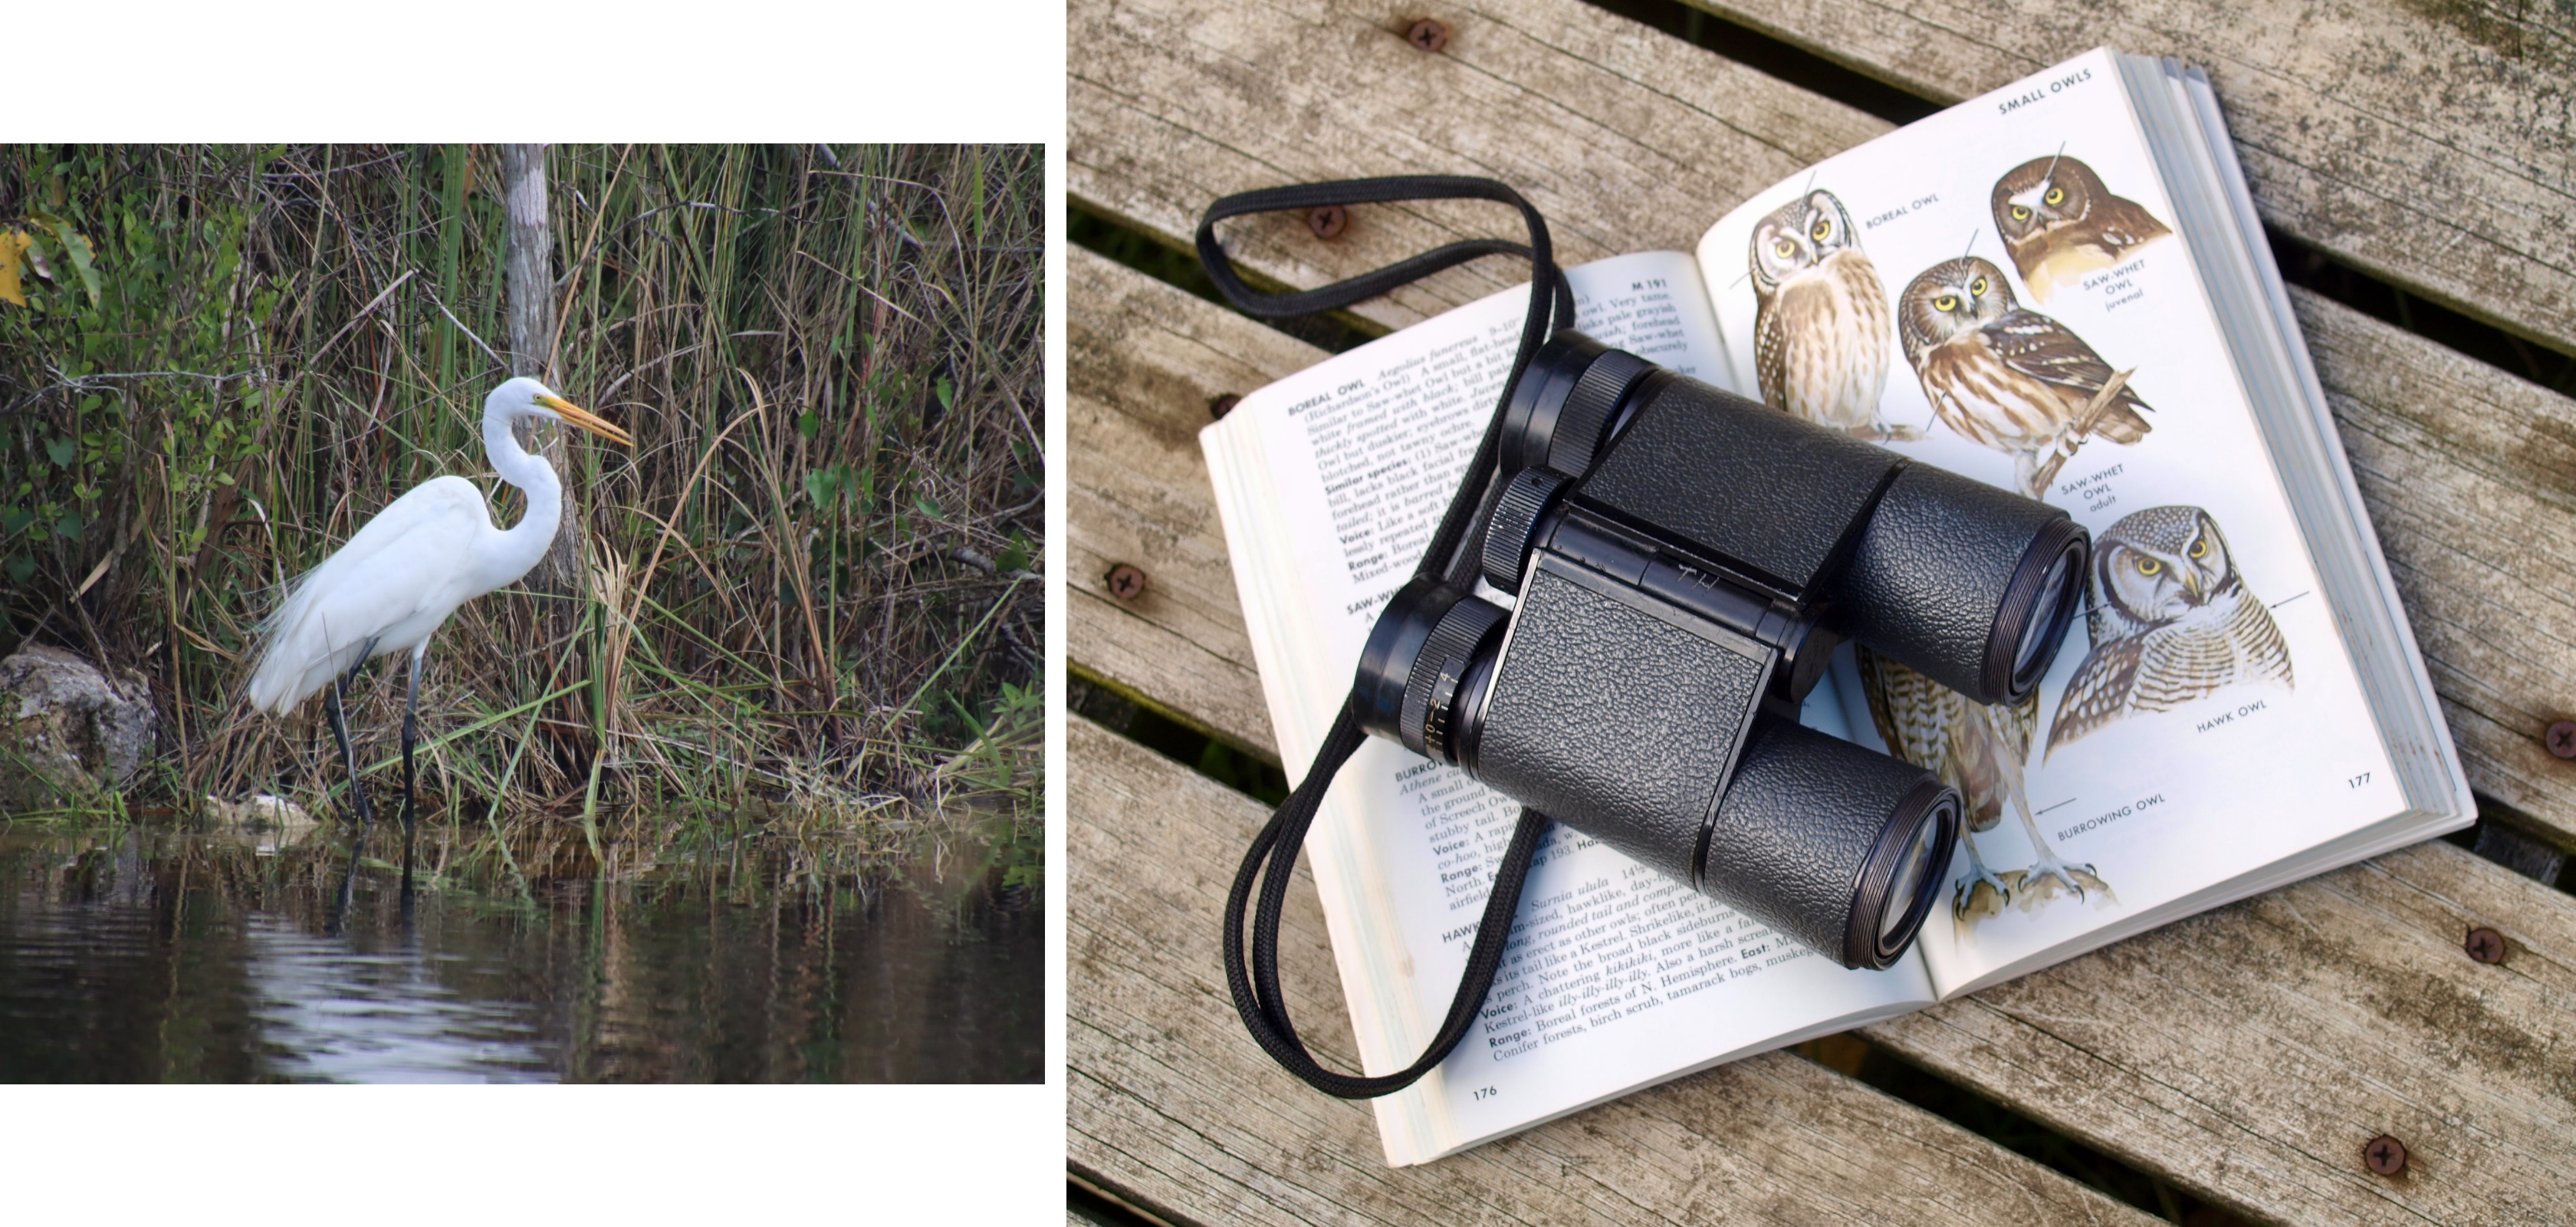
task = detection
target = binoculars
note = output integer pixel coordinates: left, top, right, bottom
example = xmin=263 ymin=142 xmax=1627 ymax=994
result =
xmin=1355 ymin=332 xmax=2089 ymax=969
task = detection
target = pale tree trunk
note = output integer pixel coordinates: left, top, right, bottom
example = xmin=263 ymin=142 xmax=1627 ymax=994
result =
xmin=501 ymin=143 xmax=584 ymax=600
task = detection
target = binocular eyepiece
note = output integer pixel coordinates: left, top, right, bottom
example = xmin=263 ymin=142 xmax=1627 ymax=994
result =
xmin=1357 ymin=332 xmax=2088 ymax=969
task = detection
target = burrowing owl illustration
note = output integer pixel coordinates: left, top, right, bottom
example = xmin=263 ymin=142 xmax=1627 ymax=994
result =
xmin=1898 ymin=256 xmax=2153 ymax=498
xmin=1992 ymin=154 xmax=2172 ymax=303
xmin=2046 ymin=505 xmax=2293 ymax=757
xmin=1750 ymin=190 xmax=1919 ymax=442
xmin=1858 ymin=647 xmax=2098 ymax=916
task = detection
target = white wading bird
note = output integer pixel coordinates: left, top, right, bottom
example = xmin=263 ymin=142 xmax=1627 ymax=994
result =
xmin=247 ymin=377 xmax=632 ymax=829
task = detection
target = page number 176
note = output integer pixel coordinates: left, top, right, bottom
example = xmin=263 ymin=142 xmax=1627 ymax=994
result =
xmin=1473 ymin=1086 xmax=1500 ymax=1101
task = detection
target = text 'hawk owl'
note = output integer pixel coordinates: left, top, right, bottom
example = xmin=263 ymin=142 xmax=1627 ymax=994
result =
xmin=2047 ymin=505 xmax=2293 ymax=757
xmin=1898 ymin=255 xmax=2154 ymax=498
xmin=1858 ymin=646 xmax=2101 ymax=917
xmin=1992 ymin=153 xmax=2173 ymax=304
xmin=1750 ymin=189 xmax=1920 ymax=442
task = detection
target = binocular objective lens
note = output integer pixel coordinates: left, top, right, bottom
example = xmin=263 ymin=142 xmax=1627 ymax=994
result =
xmin=2012 ymin=548 xmax=2080 ymax=683
xmin=1878 ymin=815 xmax=1941 ymax=943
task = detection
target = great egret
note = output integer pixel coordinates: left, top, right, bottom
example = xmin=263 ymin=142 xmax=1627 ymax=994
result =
xmin=247 ymin=377 xmax=632 ymax=830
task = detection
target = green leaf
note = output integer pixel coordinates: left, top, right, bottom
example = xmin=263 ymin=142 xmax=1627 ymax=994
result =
xmin=4 ymin=555 xmax=30 ymax=585
xmin=26 ymin=212 xmax=100 ymax=306
xmin=935 ymin=376 xmax=955 ymax=412
xmin=915 ymin=492 xmax=941 ymax=519
xmin=1 ymin=508 xmax=31 ymax=535
xmin=44 ymin=438 xmax=74 ymax=468
xmin=996 ymin=543 xmax=1029 ymax=574
xmin=797 ymin=410 xmax=820 ymax=439
xmin=803 ymin=469 xmax=840 ymax=507
xmin=54 ymin=513 xmax=81 ymax=542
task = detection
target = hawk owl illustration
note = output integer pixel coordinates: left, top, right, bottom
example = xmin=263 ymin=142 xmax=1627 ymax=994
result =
xmin=1858 ymin=646 xmax=2101 ymax=916
xmin=1749 ymin=189 xmax=1921 ymax=442
xmin=2046 ymin=505 xmax=2294 ymax=757
xmin=1898 ymin=255 xmax=2154 ymax=498
xmin=1992 ymin=153 xmax=2174 ymax=304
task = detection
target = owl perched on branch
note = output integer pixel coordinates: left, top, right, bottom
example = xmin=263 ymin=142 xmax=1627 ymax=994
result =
xmin=1991 ymin=154 xmax=2173 ymax=304
xmin=2047 ymin=505 xmax=2294 ymax=757
xmin=1898 ymin=256 xmax=2154 ymax=498
xmin=1859 ymin=647 xmax=2099 ymax=916
xmin=1749 ymin=189 xmax=1921 ymax=442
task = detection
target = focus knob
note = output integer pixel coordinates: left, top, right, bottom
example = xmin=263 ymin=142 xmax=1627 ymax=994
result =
xmin=1482 ymin=467 xmax=1569 ymax=594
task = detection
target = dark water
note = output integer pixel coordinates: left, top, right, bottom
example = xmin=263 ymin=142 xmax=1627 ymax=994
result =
xmin=0 ymin=814 xmax=1043 ymax=1083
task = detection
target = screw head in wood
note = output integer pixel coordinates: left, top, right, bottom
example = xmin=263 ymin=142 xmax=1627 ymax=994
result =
xmin=2364 ymin=1134 xmax=2407 ymax=1176
xmin=1308 ymin=205 xmax=1348 ymax=240
xmin=2548 ymin=720 xmax=2576 ymax=759
xmin=1210 ymin=393 xmax=1241 ymax=420
xmin=2465 ymin=926 xmax=2506 ymax=964
xmin=1407 ymin=19 xmax=1449 ymax=52
xmin=1105 ymin=563 xmax=1148 ymax=602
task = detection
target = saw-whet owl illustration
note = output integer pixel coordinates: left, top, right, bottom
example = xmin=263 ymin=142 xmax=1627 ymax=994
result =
xmin=1859 ymin=647 xmax=2104 ymax=917
xmin=1898 ymin=255 xmax=2154 ymax=498
xmin=2046 ymin=505 xmax=2293 ymax=757
xmin=1749 ymin=189 xmax=1921 ymax=442
xmin=1991 ymin=154 xmax=2174 ymax=304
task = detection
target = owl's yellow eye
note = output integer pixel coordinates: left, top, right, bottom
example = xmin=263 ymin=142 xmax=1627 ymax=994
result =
xmin=2188 ymin=537 xmax=2208 ymax=559
xmin=1933 ymin=294 xmax=1958 ymax=312
xmin=2137 ymin=558 xmax=2162 ymax=576
xmin=1811 ymin=219 xmax=1832 ymax=242
xmin=1775 ymin=239 xmax=1795 ymax=258
xmin=2045 ymin=187 xmax=2065 ymax=206
xmin=2010 ymin=205 xmax=2030 ymax=221
xmin=1969 ymin=276 xmax=1989 ymax=297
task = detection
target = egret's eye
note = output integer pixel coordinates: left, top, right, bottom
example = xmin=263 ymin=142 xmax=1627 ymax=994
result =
xmin=1810 ymin=219 xmax=1832 ymax=242
xmin=1969 ymin=276 xmax=1989 ymax=297
xmin=2137 ymin=558 xmax=2162 ymax=576
xmin=2045 ymin=187 xmax=2065 ymax=206
xmin=2188 ymin=537 xmax=2208 ymax=559
xmin=2010 ymin=205 xmax=2030 ymax=221
xmin=1774 ymin=239 xmax=1796 ymax=259
xmin=1933 ymin=294 xmax=1958 ymax=312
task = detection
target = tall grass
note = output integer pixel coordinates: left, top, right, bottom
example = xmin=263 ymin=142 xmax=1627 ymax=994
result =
xmin=0 ymin=144 xmax=1044 ymax=825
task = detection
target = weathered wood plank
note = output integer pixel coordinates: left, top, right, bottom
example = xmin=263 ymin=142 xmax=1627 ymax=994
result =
xmin=1066 ymin=0 xmax=2576 ymax=846
xmin=1861 ymin=840 xmax=2576 ymax=1226
xmin=1676 ymin=0 xmax=2576 ymax=355
xmin=1066 ymin=246 xmax=2576 ymax=1222
xmin=1070 ymin=715 xmax=2157 ymax=1225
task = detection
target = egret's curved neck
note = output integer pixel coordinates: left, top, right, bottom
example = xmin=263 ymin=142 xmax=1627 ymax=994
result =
xmin=485 ymin=410 xmax=561 ymax=583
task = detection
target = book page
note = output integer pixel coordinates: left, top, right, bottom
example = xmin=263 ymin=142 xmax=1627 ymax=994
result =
xmin=1692 ymin=48 xmax=2404 ymax=994
xmin=1203 ymin=251 xmax=1934 ymax=1166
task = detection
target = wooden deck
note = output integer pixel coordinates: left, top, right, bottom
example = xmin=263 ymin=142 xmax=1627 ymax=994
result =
xmin=1067 ymin=1 xmax=2576 ymax=1222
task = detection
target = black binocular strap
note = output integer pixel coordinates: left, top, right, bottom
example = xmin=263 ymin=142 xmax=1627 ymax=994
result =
xmin=1199 ymin=176 xmax=1570 ymax=1099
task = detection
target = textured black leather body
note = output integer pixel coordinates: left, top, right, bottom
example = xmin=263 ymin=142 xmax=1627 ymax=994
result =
xmin=1701 ymin=719 xmax=1937 ymax=959
xmin=1475 ymin=558 xmax=1768 ymax=888
xmin=1577 ymin=378 xmax=1901 ymax=596
xmin=1835 ymin=463 xmax=2062 ymax=700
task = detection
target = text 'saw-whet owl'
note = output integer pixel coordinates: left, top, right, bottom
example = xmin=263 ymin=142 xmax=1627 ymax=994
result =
xmin=2046 ymin=505 xmax=2293 ymax=758
xmin=1750 ymin=189 xmax=1920 ymax=442
xmin=1858 ymin=648 xmax=2103 ymax=917
xmin=1898 ymin=256 xmax=2154 ymax=498
xmin=1991 ymin=154 xmax=2174 ymax=304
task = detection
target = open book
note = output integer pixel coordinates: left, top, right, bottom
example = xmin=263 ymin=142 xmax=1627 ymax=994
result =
xmin=1199 ymin=49 xmax=2475 ymax=1166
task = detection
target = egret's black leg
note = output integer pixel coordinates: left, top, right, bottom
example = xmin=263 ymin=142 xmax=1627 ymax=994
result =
xmin=324 ymin=653 xmax=376 ymax=830
xmin=400 ymin=645 xmax=424 ymax=835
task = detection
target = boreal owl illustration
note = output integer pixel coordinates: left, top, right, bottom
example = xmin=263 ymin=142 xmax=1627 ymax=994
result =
xmin=1858 ymin=646 xmax=2101 ymax=916
xmin=1991 ymin=154 xmax=2173 ymax=303
xmin=1898 ymin=256 xmax=2154 ymax=498
xmin=2046 ymin=505 xmax=2294 ymax=757
xmin=1749 ymin=189 xmax=1920 ymax=442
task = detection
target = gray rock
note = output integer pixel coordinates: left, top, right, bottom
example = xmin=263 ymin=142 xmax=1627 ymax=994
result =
xmin=0 ymin=645 xmax=156 ymax=814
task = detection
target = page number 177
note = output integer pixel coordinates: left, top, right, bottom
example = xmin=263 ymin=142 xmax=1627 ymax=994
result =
xmin=2348 ymin=771 xmax=2371 ymax=788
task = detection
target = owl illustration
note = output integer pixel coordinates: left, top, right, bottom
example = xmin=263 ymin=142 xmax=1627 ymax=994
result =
xmin=1898 ymin=256 xmax=2154 ymax=498
xmin=1749 ymin=190 xmax=1920 ymax=442
xmin=1858 ymin=647 xmax=2100 ymax=916
xmin=2046 ymin=505 xmax=2294 ymax=757
xmin=1991 ymin=154 xmax=2173 ymax=303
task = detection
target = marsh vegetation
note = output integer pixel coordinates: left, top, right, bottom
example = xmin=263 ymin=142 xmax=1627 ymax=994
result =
xmin=0 ymin=143 xmax=1044 ymax=831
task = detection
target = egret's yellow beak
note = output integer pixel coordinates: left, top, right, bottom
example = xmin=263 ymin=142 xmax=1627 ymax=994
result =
xmin=534 ymin=394 xmax=632 ymax=448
